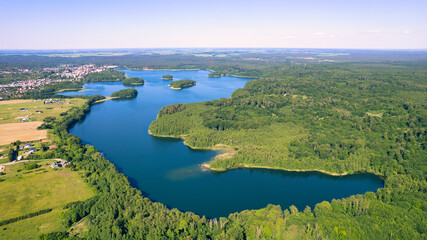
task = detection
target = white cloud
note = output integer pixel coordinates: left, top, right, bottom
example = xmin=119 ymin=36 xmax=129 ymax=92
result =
xmin=313 ymin=32 xmax=326 ymax=36
xmin=368 ymin=29 xmax=383 ymax=33
xmin=282 ymin=36 xmax=297 ymax=39
xmin=403 ymin=30 xmax=411 ymax=34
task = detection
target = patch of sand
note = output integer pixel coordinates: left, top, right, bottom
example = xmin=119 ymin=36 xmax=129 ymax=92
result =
xmin=366 ymin=112 xmax=383 ymax=117
xmin=93 ymin=97 xmax=118 ymax=104
xmin=0 ymin=121 xmax=47 ymax=145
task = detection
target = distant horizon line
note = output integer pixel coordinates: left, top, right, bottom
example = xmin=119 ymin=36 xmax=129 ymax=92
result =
xmin=0 ymin=47 xmax=427 ymax=51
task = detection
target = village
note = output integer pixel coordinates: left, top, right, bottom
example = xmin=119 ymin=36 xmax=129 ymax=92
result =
xmin=0 ymin=64 xmax=117 ymax=99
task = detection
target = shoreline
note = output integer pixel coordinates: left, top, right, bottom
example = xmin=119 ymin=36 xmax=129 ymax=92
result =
xmin=201 ymin=162 xmax=384 ymax=178
xmin=148 ymin=129 xmax=385 ymax=178
xmin=168 ymin=82 xmax=196 ymax=90
xmin=169 ymin=86 xmax=181 ymax=90
xmin=128 ymin=68 xmax=256 ymax=79
xmin=93 ymin=96 xmax=118 ymax=104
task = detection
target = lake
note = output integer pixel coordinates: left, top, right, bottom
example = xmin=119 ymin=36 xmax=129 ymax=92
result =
xmin=62 ymin=70 xmax=383 ymax=218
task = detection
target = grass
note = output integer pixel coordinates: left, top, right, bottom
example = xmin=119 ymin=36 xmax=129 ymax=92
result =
xmin=0 ymin=98 xmax=86 ymax=124
xmin=0 ymin=209 xmax=66 ymax=240
xmin=0 ymin=160 xmax=95 ymax=239
xmin=0 ymin=160 xmax=95 ymax=222
xmin=0 ymin=97 xmax=86 ymax=146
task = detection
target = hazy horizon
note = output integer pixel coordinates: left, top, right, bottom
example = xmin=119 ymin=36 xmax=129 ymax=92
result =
xmin=1 ymin=0 xmax=426 ymax=50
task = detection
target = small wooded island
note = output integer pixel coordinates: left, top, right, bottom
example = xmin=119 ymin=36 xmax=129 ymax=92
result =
xmin=110 ymin=88 xmax=138 ymax=99
xmin=169 ymin=79 xmax=196 ymax=90
xmin=123 ymin=77 xmax=144 ymax=86
xmin=162 ymin=74 xmax=173 ymax=80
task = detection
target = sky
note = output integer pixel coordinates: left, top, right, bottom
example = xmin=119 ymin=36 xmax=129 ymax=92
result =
xmin=0 ymin=0 xmax=426 ymax=49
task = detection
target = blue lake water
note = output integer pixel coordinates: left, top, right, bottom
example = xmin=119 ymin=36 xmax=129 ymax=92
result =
xmin=62 ymin=70 xmax=383 ymax=218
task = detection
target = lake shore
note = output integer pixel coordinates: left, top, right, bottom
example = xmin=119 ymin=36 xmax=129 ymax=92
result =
xmin=201 ymin=162 xmax=384 ymax=178
xmin=148 ymin=129 xmax=385 ymax=178
xmin=132 ymin=68 xmax=257 ymax=79
xmin=93 ymin=96 xmax=118 ymax=104
xmin=148 ymin=129 xmax=384 ymax=178
xmin=169 ymin=86 xmax=181 ymax=90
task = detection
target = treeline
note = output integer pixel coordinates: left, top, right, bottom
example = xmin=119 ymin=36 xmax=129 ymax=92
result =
xmin=0 ymin=208 xmax=52 ymax=227
xmin=83 ymin=70 xmax=125 ymax=83
xmin=41 ymin=81 xmax=83 ymax=93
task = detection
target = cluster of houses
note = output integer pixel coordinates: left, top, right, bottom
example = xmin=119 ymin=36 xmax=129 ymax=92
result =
xmin=19 ymin=115 xmax=32 ymax=122
xmin=17 ymin=143 xmax=38 ymax=160
xmin=44 ymin=99 xmax=60 ymax=104
xmin=0 ymin=64 xmax=117 ymax=99
xmin=60 ymin=64 xmax=117 ymax=79
xmin=50 ymin=160 xmax=69 ymax=168
xmin=19 ymin=143 xmax=34 ymax=150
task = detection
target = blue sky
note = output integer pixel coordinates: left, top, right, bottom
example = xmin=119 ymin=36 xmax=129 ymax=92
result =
xmin=0 ymin=0 xmax=426 ymax=49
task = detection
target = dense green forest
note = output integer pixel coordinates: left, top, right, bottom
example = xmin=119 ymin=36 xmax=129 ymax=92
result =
xmin=149 ymin=61 xmax=427 ymax=238
xmin=0 ymin=52 xmax=426 ymax=239
xmin=110 ymin=89 xmax=138 ymax=99
xmin=122 ymin=77 xmax=144 ymax=86
xmin=162 ymin=74 xmax=173 ymax=80
xmin=169 ymin=79 xmax=196 ymax=89
xmin=32 ymin=92 xmax=422 ymax=240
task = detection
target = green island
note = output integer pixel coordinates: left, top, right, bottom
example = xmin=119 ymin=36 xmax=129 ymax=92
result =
xmin=169 ymin=79 xmax=196 ymax=90
xmin=122 ymin=77 xmax=144 ymax=86
xmin=162 ymin=74 xmax=173 ymax=80
xmin=0 ymin=51 xmax=425 ymax=239
xmin=110 ymin=88 xmax=138 ymax=99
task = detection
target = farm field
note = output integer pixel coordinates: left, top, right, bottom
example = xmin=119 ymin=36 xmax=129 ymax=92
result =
xmin=0 ymin=209 xmax=65 ymax=240
xmin=0 ymin=160 xmax=95 ymax=221
xmin=0 ymin=98 xmax=86 ymax=124
xmin=0 ymin=98 xmax=86 ymax=146
xmin=0 ymin=122 xmax=47 ymax=145
xmin=0 ymin=159 xmax=95 ymax=239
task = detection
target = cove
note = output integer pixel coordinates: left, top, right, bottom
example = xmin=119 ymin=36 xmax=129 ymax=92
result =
xmin=62 ymin=70 xmax=384 ymax=218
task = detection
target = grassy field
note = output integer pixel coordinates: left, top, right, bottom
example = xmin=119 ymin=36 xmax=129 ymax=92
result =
xmin=0 ymin=160 xmax=95 ymax=221
xmin=0 ymin=98 xmax=86 ymax=125
xmin=0 ymin=209 xmax=66 ymax=240
xmin=0 ymin=98 xmax=86 ymax=147
xmin=0 ymin=160 xmax=95 ymax=239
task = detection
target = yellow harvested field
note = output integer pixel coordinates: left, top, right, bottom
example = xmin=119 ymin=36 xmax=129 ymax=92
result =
xmin=0 ymin=121 xmax=47 ymax=145
xmin=0 ymin=100 xmax=34 ymax=105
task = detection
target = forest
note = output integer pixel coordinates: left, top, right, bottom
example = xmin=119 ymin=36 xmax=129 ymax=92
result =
xmin=0 ymin=52 xmax=425 ymax=239
xmin=83 ymin=71 xmax=126 ymax=83
xmin=169 ymin=79 xmax=196 ymax=89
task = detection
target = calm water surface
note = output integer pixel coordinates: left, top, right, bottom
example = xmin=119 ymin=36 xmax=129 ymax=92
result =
xmin=62 ymin=70 xmax=383 ymax=218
